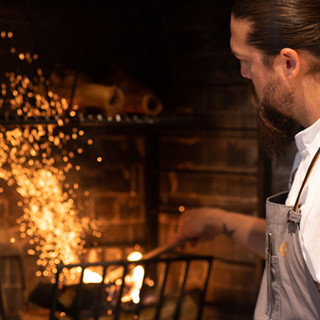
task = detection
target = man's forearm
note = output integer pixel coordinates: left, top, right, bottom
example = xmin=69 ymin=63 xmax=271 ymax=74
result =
xmin=221 ymin=212 xmax=266 ymax=259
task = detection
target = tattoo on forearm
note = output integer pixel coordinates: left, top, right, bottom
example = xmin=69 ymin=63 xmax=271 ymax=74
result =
xmin=223 ymin=223 xmax=235 ymax=238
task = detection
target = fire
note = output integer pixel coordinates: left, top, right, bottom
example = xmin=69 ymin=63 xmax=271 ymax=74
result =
xmin=124 ymin=265 xmax=145 ymax=304
xmin=123 ymin=250 xmax=145 ymax=304
xmin=83 ymin=269 xmax=103 ymax=284
xmin=127 ymin=251 xmax=143 ymax=262
xmin=82 ymin=250 xmax=146 ymax=304
xmin=1 ymin=123 xmax=97 ymax=278
xmin=0 ymin=31 xmax=100 ymax=279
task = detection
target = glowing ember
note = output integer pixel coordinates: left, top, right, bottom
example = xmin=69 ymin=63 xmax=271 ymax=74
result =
xmin=127 ymin=251 xmax=143 ymax=262
xmin=124 ymin=265 xmax=145 ymax=304
xmin=78 ymin=250 xmax=147 ymax=304
xmin=122 ymin=251 xmax=145 ymax=304
xmin=0 ymin=34 xmax=100 ymax=279
xmin=0 ymin=122 xmax=96 ymax=279
xmin=83 ymin=269 xmax=103 ymax=284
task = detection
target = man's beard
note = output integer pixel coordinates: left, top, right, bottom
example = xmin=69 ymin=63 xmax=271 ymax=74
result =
xmin=251 ymin=81 xmax=300 ymax=157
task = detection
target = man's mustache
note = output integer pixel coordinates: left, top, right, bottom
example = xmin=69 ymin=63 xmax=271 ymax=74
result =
xmin=249 ymin=83 xmax=260 ymax=109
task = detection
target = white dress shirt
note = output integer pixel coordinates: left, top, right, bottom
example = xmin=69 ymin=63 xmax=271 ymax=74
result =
xmin=285 ymin=117 xmax=320 ymax=284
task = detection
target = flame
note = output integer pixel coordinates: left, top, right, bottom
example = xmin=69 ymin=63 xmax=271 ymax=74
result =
xmin=129 ymin=265 xmax=145 ymax=304
xmin=83 ymin=269 xmax=103 ymax=284
xmin=78 ymin=250 xmax=146 ymax=305
xmin=122 ymin=251 xmax=145 ymax=304
xmin=127 ymin=251 xmax=143 ymax=262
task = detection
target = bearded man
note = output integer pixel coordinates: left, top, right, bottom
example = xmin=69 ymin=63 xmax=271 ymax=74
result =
xmin=171 ymin=0 xmax=320 ymax=318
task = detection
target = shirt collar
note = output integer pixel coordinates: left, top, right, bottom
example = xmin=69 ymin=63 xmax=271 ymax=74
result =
xmin=295 ymin=117 xmax=320 ymax=154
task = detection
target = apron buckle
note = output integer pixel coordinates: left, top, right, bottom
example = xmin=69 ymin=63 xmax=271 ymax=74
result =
xmin=287 ymin=209 xmax=301 ymax=224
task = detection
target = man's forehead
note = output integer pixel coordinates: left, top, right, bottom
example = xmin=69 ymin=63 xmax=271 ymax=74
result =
xmin=230 ymin=16 xmax=253 ymax=56
xmin=230 ymin=14 xmax=253 ymax=33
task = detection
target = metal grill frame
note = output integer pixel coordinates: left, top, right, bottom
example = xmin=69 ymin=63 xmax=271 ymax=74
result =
xmin=49 ymin=253 xmax=214 ymax=320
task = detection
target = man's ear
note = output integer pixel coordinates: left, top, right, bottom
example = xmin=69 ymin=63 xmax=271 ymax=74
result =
xmin=279 ymin=48 xmax=300 ymax=78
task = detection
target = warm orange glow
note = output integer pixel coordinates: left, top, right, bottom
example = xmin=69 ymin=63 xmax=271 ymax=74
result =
xmin=131 ymin=265 xmax=145 ymax=303
xmin=127 ymin=251 xmax=143 ymax=261
xmin=83 ymin=269 xmax=103 ymax=284
xmin=0 ymin=62 xmax=100 ymax=279
xmin=121 ymin=251 xmax=145 ymax=304
xmin=75 ymin=250 xmax=147 ymax=304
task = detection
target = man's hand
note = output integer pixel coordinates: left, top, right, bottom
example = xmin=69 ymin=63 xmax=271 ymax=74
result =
xmin=170 ymin=207 xmax=227 ymax=246
xmin=170 ymin=207 xmax=266 ymax=259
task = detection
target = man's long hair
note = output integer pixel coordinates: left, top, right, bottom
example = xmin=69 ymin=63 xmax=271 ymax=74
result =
xmin=232 ymin=0 xmax=320 ymax=72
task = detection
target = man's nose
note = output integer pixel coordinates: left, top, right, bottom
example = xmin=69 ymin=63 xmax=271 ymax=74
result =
xmin=241 ymin=64 xmax=251 ymax=79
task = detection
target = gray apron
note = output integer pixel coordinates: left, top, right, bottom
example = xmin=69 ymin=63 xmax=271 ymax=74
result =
xmin=254 ymin=147 xmax=320 ymax=319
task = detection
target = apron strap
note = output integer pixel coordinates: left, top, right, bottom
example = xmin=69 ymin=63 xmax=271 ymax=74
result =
xmin=292 ymin=146 xmax=320 ymax=213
